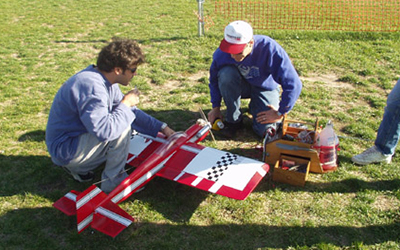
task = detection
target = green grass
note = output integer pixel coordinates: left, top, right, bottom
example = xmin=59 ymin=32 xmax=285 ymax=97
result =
xmin=1 ymin=0 xmax=400 ymax=249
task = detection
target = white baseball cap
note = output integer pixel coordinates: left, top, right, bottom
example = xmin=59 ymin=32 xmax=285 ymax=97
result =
xmin=219 ymin=20 xmax=253 ymax=54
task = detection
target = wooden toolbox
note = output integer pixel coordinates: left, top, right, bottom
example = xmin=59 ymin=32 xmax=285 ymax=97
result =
xmin=272 ymin=155 xmax=310 ymax=187
xmin=265 ymin=117 xmax=337 ymax=186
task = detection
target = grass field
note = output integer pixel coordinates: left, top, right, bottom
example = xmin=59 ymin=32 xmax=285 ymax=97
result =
xmin=1 ymin=0 xmax=400 ymax=249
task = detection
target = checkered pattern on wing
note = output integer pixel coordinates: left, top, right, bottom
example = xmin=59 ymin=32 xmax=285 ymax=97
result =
xmin=207 ymin=152 xmax=238 ymax=182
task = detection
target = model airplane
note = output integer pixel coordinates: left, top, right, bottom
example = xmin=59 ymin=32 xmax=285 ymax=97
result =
xmin=53 ymin=119 xmax=269 ymax=237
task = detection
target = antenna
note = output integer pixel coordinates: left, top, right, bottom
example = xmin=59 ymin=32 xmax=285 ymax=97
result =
xmin=198 ymin=107 xmax=216 ymax=143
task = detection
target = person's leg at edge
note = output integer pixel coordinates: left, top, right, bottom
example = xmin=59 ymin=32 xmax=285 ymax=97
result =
xmin=352 ymin=79 xmax=400 ymax=165
xmin=375 ymin=79 xmax=400 ymax=156
xmin=249 ymin=85 xmax=280 ymax=137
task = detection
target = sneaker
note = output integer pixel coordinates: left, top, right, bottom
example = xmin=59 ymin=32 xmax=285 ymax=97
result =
xmin=62 ymin=166 xmax=94 ymax=183
xmin=216 ymin=120 xmax=244 ymax=139
xmin=351 ymin=145 xmax=392 ymax=165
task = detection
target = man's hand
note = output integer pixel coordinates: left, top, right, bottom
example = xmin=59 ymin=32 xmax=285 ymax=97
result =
xmin=162 ymin=126 xmax=175 ymax=138
xmin=121 ymin=88 xmax=140 ymax=107
xmin=256 ymin=105 xmax=283 ymax=124
xmin=207 ymin=107 xmax=223 ymax=124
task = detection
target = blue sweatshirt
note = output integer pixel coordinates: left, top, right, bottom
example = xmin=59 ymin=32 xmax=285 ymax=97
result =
xmin=209 ymin=35 xmax=302 ymax=115
xmin=46 ymin=65 xmax=163 ymax=166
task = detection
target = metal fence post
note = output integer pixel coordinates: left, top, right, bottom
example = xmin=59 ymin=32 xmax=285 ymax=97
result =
xmin=197 ymin=0 xmax=205 ymax=36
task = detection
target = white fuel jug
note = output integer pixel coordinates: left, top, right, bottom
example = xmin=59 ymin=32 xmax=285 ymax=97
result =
xmin=314 ymin=120 xmax=339 ymax=170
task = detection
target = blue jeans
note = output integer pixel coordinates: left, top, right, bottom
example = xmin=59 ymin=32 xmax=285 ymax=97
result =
xmin=375 ymin=79 xmax=400 ymax=155
xmin=375 ymin=80 xmax=400 ymax=155
xmin=218 ymin=65 xmax=280 ymax=137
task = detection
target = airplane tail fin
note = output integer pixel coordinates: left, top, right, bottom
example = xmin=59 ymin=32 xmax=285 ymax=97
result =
xmin=53 ymin=190 xmax=80 ymax=216
xmin=76 ymin=185 xmax=134 ymax=237
xmin=91 ymin=201 xmax=134 ymax=237
xmin=54 ymin=185 xmax=134 ymax=237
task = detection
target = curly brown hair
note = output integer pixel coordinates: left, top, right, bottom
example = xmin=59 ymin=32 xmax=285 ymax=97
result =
xmin=96 ymin=38 xmax=145 ymax=72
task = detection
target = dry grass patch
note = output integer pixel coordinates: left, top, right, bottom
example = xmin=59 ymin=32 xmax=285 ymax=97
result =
xmin=371 ymin=195 xmax=400 ymax=212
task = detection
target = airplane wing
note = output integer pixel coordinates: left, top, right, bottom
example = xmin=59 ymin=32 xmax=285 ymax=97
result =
xmin=127 ymin=133 xmax=269 ymax=200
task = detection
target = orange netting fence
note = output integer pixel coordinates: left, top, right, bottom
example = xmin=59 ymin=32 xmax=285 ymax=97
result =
xmin=213 ymin=0 xmax=400 ymax=32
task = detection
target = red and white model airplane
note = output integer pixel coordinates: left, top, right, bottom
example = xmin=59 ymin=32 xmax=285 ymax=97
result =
xmin=53 ymin=120 xmax=269 ymax=237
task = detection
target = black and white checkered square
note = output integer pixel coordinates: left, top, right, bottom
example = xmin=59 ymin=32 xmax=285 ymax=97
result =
xmin=207 ymin=152 xmax=238 ymax=182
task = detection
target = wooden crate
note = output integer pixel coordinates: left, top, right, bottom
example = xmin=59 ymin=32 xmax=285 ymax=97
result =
xmin=272 ymin=155 xmax=310 ymax=187
xmin=264 ymin=117 xmax=337 ymax=174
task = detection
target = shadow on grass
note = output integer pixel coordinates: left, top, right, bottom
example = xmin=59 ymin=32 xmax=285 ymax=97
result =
xmin=54 ymin=39 xmax=109 ymax=44
xmin=305 ymin=178 xmax=400 ymax=193
xmin=255 ymin=177 xmax=400 ymax=194
xmin=18 ymin=130 xmax=46 ymax=142
xmin=1 ymin=205 xmax=399 ymax=249
xmin=53 ymin=36 xmax=190 ymax=47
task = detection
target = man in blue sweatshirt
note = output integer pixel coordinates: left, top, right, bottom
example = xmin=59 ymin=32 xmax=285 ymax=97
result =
xmin=46 ymin=39 xmax=174 ymax=193
xmin=207 ymin=21 xmax=302 ymax=139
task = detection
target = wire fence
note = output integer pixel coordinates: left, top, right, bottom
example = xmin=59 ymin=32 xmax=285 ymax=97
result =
xmin=212 ymin=0 xmax=400 ymax=32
